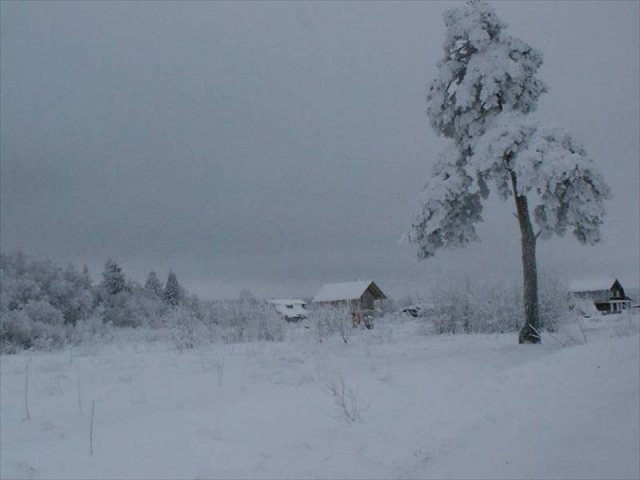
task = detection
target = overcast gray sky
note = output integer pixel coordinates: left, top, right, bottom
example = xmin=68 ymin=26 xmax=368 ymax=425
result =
xmin=1 ymin=1 xmax=638 ymax=299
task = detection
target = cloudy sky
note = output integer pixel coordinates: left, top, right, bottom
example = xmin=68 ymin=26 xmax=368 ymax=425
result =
xmin=1 ymin=1 xmax=638 ymax=299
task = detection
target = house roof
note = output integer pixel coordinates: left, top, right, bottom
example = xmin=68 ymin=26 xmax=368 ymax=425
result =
xmin=312 ymin=280 xmax=386 ymax=302
xmin=569 ymin=278 xmax=618 ymax=293
xmin=267 ymin=299 xmax=306 ymax=306
xmin=267 ymin=299 xmax=307 ymax=318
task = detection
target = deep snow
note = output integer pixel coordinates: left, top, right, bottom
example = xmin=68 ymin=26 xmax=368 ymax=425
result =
xmin=1 ymin=314 xmax=638 ymax=479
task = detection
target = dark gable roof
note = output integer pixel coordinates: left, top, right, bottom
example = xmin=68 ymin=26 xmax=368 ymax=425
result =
xmin=313 ymin=280 xmax=387 ymax=302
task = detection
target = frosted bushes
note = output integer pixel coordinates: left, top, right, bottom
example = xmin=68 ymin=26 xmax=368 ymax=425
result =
xmin=165 ymin=300 xmax=285 ymax=351
xmin=425 ymin=274 xmax=570 ymax=335
xmin=545 ymin=317 xmax=589 ymax=347
xmin=1 ymin=297 xmax=69 ymax=352
xmin=216 ymin=298 xmax=285 ymax=344
xmin=428 ymin=280 xmax=522 ymax=334
xmin=70 ymin=315 xmax=113 ymax=345
xmin=166 ymin=306 xmax=213 ymax=352
xmin=1 ymin=310 xmax=43 ymax=352
xmin=538 ymin=276 xmax=571 ymax=332
xmin=241 ymin=301 xmax=285 ymax=343
xmin=0 ymin=310 xmax=28 ymax=352
xmin=1 ymin=298 xmax=288 ymax=354
xmin=368 ymin=313 xmax=395 ymax=343
xmin=1 ymin=309 xmax=119 ymax=353
xmin=0 ymin=252 xmax=293 ymax=353
xmin=307 ymin=306 xmax=399 ymax=346
xmin=22 ymin=300 xmax=65 ymax=326
xmin=0 ymin=309 xmax=72 ymax=353
xmin=307 ymin=305 xmax=353 ymax=344
xmin=254 ymin=310 xmax=285 ymax=342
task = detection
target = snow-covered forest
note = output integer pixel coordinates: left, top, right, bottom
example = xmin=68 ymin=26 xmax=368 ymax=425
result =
xmin=0 ymin=251 xmax=292 ymax=354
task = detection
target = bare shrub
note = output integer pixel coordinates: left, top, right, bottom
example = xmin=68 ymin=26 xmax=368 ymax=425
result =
xmin=217 ymin=354 xmax=225 ymax=386
xmin=165 ymin=306 xmax=213 ymax=352
xmin=89 ymin=400 xmax=95 ymax=456
xmin=544 ymin=315 xmax=589 ymax=347
xmin=246 ymin=302 xmax=285 ymax=342
xmin=324 ymin=373 xmax=369 ymax=423
xmin=212 ymin=294 xmax=285 ymax=344
xmin=538 ymin=273 xmax=572 ymax=332
xmin=70 ymin=314 xmax=112 ymax=346
xmin=309 ymin=305 xmax=352 ymax=344
xmin=369 ymin=314 xmax=394 ymax=343
xmin=24 ymin=360 xmax=31 ymax=420
xmin=423 ymin=273 xmax=570 ymax=336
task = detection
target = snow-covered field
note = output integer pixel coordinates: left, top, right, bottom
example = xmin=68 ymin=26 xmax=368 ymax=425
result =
xmin=1 ymin=314 xmax=638 ymax=479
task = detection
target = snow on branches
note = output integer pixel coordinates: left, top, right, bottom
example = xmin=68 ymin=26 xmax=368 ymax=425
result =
xmin=427 ymin=0 xmax=547 ymax=149
xmin=471 ymin=113 xmax=611 ymax=244
xmin=409 ymin=0 xmax=610 ymax=256
xmin=408 ymin=0 xmax=611 ymax=342
xmin=407 ymin=146 xmax=483 ymax=258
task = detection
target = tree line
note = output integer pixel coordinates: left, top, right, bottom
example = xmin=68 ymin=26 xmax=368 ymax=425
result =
xmin=1 ymin=251 xmax=288 ymax=352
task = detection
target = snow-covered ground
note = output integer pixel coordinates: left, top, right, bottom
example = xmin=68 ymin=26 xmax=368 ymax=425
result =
xmin=1 ymin=313 xmax=638 ymax=479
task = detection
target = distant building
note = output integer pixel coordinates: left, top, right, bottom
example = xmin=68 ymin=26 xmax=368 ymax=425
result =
xmin=267 ymin=299 xmax=308 ymax=322
xmin=401 ymin=303 xmax=436 ymax=318
xmin=569 ymin=278 xmax=633 ymax=314
xmin=312 ymin=280 xmax=387 ymax=328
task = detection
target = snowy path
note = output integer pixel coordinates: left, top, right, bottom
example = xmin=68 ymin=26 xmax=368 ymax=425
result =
xmin=1 ymin=315 xmax=638 ymax=479
xmin=403 ymin=331 xmax=639 ymax=478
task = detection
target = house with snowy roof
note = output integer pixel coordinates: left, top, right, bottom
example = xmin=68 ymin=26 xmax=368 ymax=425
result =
xmin=569 ymin=278 xmax=632 ymax=314
xmin=312 ymin=280 xmax=387 ymax=328
xmin=267 ymin=299 xmax=308 ymax=322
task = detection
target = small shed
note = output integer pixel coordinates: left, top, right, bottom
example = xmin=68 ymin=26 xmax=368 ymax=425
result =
xmin=312 ymin=280 xmax=387 ymax=327
xmin=267 ymin=299 xmax=308 ymax=322
xmin=569 ymin=278 xmax=632 ymax=314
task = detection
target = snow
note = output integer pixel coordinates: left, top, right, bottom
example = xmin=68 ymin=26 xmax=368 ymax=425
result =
xmin=312 ymin=280 xmax=379 ymax=303
xmin=267 ymin=299 xmax=308 ymax=319
xmin=570 ymin=279 xmax=617 ymax=293
xmin=469 ymin=112 xmax=610 ymax=246
xmin=268 ymin=299 xmax=306 ymax=306
xmin=1 ymin=313 xmax=638 ymax=478
xmin=410 ymin=1 xmax=609 ymax=258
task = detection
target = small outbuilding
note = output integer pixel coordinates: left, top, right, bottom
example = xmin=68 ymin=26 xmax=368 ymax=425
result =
xmin=312 ymin=280 xmax=387 ymax=328
xmin=569 ymin=278 xmax=632 ymax=314
xmin=267 ymin=299 xmax=308 ymax=322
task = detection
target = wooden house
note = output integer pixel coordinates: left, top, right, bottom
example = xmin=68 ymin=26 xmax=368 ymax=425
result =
xmin=569 ymin=278 xmax=633 ymax=314
xmin=312 ymin=280 xmax=387 ymax=328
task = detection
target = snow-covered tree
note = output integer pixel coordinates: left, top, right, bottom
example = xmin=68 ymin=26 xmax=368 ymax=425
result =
xmin=57 ymin=264 xmax=94 ymax=325
xmin=407 ymin=1 xmax=610 ymax=343
xmin=0 ymin=252 xmax=211 ymax=350
xmin=100 ymin=258 xmax=127 ymax=297
xmin=0 ymin=252 xmax=97 ymax=350
xmin=163 ymin=270 xmax=182 ymax=307
xmin=144 ymin=271 xmax=163 ymax=297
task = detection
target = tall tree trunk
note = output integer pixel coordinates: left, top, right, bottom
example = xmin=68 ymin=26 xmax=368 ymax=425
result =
xmin=509 ymin=171 xmax=541 ymax=344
